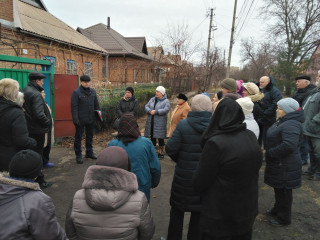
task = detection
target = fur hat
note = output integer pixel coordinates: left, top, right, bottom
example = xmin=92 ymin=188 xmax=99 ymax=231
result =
xmin=80 ymin=75 xmax=91 ymax=82
xmin=177 ymin=93 xmax=188 ymax=101
xmin=97 ymin=146 xmax=131 ymax=171
xmin=236 ymin=97 xmax=254 ymax=115
xmin=277 ymin=98 xmax=300 ymax=114
xmin=29 ymin=72 xmax=46 ymax=81
xmin=125 ymin=86 xmax=134 ymax=94
xmin=156 ymin=86 xmax=166 ymax=95
xmin=295 ymin=75 xmax=311 ymax=81
xmin=243 ymin=82 xmax=260 ymax=95
xmin=220 ymin=78 xmax=237 ymax=92
xmin=190 ymin=94 xmax=213 ymax=112
xmin=9 ymin=150 xmax=43 ymax=179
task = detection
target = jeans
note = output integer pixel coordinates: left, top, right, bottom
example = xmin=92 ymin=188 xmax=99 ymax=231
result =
xmin=167 ymin=207 xmax=200 ymax=240
xmin=300 ymin=136 xmax=309 ymax=164
xmin=74 ymin=123 xmax=94 ymax=157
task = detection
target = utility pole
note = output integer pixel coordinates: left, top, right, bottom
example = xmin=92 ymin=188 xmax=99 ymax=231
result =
xmin=226 ymin=0 xmax=237 ymax=78
xmin=205 ymin=8 xmax=214 ymax=90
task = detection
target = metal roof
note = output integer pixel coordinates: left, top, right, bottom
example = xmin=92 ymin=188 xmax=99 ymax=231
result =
xmin=125 ymin=37 xmax=147 ymax=54
xmin=16 ymin=0 xmax=107 ymax=54
xmin=78 ymin=23 xmax=152 ymax=60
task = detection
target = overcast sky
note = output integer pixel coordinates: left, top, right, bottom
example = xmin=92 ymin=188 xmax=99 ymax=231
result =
xmin=43 ymin=0 xmax=266 ymax=67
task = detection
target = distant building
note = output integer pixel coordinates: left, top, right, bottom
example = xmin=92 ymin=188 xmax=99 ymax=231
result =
xmin=307 ymin=43 xmax=320 ymax=82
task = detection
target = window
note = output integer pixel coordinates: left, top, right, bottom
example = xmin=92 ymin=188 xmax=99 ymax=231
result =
xmin=43 ymin=56 xmax=56 ymax=73
xmin=134 ymin=69 xmax=139 ymax=82
xmin=67 ymin=59 xmax=77 ymax=75
xmin=84 ymin=62 xmax=93 ymax=77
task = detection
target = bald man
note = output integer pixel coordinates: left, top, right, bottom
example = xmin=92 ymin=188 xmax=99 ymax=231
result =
xmin=257 ymin=76 xmax=282 ymax=147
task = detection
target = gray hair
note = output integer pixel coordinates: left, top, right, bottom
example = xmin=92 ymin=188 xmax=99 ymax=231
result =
xmin=0 ymin=78 xmax=19 ymax=102
xmin=16 ymin=91 xmax=25 ymax=106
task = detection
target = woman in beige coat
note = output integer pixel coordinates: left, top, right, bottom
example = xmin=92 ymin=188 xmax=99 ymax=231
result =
xmin=65 ymin=146 xmax=155 ymax=240
xmin=168 ymin=93 xmax=191 ymax=137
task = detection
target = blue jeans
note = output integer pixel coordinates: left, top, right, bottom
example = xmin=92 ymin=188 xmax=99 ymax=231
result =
xmin=300 ymin=136 xmax=309 ymax=164
xmin=74 ymin=123 xmax=94 ymax=157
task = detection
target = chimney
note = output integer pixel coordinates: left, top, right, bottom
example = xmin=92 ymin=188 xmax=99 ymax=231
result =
xmin=107 ymin=17 xmax=110 ymax=29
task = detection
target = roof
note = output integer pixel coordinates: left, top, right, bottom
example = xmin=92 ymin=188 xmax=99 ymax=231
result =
xmin=125 ymin=37 xmax=148 ymax=54
xmin=77 ymin=23 xmax=152 ymax=60
xmin=147 ymin=47 xmax=176 ymax=65
xmin=15 ymin=0 xmax=107 ymax=54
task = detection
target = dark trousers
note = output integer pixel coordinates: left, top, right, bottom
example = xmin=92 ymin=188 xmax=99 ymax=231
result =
xmin=167 ymin=207 xmax=200 ymax=240
xmin=74 ymin=123 xmax=94 ymax=157
xmin=306 ymin=136 xmax=320 ymax=175
xmin=258 ymin=123 xmax=272 ymax=148
xmin=300 ymin=136 xmax=309 ymax=164
xmin=151 ymin=138 xmax=165 ymax=147
xmin=272 ymin=188 xmax=292 ymax=224
xmin=201 ymin=229 xmax=252 ymax=240
xmin=29 ymin=133 xmax=46 ymax=184
xmin=43 ymin=131 xmax=52 ymax=164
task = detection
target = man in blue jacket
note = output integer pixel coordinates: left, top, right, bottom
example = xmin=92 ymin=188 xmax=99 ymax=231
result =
xmin=71 ymin=75 xmax=100 ymax=164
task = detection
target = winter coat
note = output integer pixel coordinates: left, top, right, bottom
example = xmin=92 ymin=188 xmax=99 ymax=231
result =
xmin=193 ymin=98 xmax=262 ymax=238
xmin=292 ymin=84 xmax=317 ymax=106
xmin=247 ymin=92 xmax=264 ymax=122
xmin=258 ymin=78 xmax=282 ymax=126
xmin=264 ymin=109 xmax=304 ymax=189
xmin=117 ymin=95 xmax=139 ymax=117
xmin=302 ymin=88 xmax=320 ymax=138
xmin=0 ymin=172 xmax=66 ymax=240
xmin=244 ymin=113 xmax=260 ymax=139
xmin=65 ymin=165 xmax=155 ymax=240
xmin=108 ymin=137 xmax=161 ymax=201
xmin=144 ymin=94 xmax=170 ymax=139
xmin=22 ymin=81 xmax=50 ymax=134
xmin=167 ymin=101 xmax=191 ymax=137
xmin=0 ymin=97 xmax=36 ymax=171
xmin=166 ymin=111 xmax=211 ymax=212
xmin=71 ymin=86 xmax=100 ymax=125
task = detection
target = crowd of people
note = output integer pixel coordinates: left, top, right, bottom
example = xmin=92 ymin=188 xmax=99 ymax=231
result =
xmin=0 ymin=71 xmax=319 ymax=239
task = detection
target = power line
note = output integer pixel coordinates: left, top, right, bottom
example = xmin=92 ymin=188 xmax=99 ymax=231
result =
xmin=235 ymin=0 xmax=256 ymax=40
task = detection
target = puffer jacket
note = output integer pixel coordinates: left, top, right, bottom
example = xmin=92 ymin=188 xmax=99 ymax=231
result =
xmin=302 ymin=88 xmax=320 ymax=138
xmin=264 ymin=109 xmax=304 ymax=189
xmin=0 ymin=172 xmax=66 ymax=240
xmin=166 ymin=111 xmax=211 ymax=212
xmin=0 ymin=97 xmax=36 ymax=171
xmin=71 ymin=86 xmax=100 ymax=125
xmin=167 ymin=101 xmax=191 ymax=137
xmin=247 ymin=92 xmax=264 ymax=122
xmin=65 ymin=165 xmax=155 ymax=240
xmin=258 ymin=78 xmax=282 ymax=126
xmin=244 ymin=113 xmax=260 ymax=139
xmin=144 ymin=94 xmax=170 ymax=139
xmin=117 ymin=95 xmax=139 ymax=117
xmin=23 ymin=81 xmax=50 ymax=134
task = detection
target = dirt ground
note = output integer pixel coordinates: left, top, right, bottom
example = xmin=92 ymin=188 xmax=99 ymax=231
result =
xmin=42 ymin=95 xmax=320 ymax=240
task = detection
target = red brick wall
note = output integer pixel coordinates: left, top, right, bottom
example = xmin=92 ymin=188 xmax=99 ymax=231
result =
xmin=0 ymin=0 xmax=14 ymax=22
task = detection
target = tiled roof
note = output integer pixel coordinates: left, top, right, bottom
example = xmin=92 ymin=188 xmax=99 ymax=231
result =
xmin=77 ymin=23 xmax=152 ymax=60
xmin=125 ymin=37 xmax=147 ymax=54
xmin=15 ymin=0 xmax=107 ymax=54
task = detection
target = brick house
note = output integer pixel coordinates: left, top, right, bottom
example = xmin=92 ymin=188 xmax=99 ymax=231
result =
xmin=0 ymin=0 xmax=108 ymax=87
xmin=77 ymin=18 xmax=159 ymax=86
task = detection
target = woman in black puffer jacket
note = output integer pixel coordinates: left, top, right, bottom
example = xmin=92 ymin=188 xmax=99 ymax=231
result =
xmin=264 ymin=98 xmax=304 ymax=226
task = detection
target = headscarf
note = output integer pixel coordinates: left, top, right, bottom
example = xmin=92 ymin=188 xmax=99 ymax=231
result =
xmin=117 ymin=113 xmax=141 ymax=146
xmin=201 ymin=98 xmax=246 ymax=147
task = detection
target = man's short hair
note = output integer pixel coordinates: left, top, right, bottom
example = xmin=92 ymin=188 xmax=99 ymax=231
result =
xmin=80 ymin=75 xmax=91 ymax=82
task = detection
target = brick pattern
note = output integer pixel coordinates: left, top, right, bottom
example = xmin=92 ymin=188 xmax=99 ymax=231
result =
xmin=1 ymin=0 xmax=14 ymax=22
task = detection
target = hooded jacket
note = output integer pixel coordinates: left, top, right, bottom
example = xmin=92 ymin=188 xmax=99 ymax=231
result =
xmin=258 ymin=77 xmax=282 ymax=126
xmin=193 ymin=98 xmax=262 ymax=238
xmin=264 ymin=109 xmax=304 ymax=189
xmin=0 ymin=97 xmax=36 ymax=171
xmin=247 ymin=92 xmax=264 ymax=122
xmin=166 ymin=110 xmax=211 ymax=212
xmin=168 ymin=101 xmax=191 ymax=137
xmin=144 ymin=94 xmax=170 ymax=139
xmin=117 ymin=94 xmax=139 ymax=117
xmin=244 ymin=113 xmax=260 ymax=139
xmin=22 ymin=81 xmax=50 ymax=134
xmin=0 ymin=172 xmax=66 ymax=240
xmin=65 ymin=165 xmax=155 ymax=240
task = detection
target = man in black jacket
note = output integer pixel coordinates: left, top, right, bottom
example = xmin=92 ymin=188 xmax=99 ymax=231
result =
xmin=71 ymin=75 xmax=100 ymax=164
xmin=23 ymin=72 xmax=52 ymax=188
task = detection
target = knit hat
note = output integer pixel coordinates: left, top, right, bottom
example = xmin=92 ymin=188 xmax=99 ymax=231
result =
xmin=156 ymin=86 xmax=166 ymax=95
xmin=29 ymin=72 xmax=46 ymax=81
xmin=126 ymin=86 xmax=134 ymax=94
xmin=117 ymin=113 xmax=141 ymax=146
xmin=97 ymin=146 xmax=131 ymax=171
xmin=80 ymin=75 xmax=91 ymax=82
xmin=177 ymin=93 xmax=188 ymax=101
xmin=236 ymin=80 xmax=244 ymax=97
xmin=295 ymin=75 xmax=311 ymax=81
xmin=243 ymin=82 xmax=260 ymax=95
xmin=190 ymin=94 xmax=213 ymax=112
xmin=236 ymin=97 xmax=254 ymax=115
xmin=220 ymin=78 xmax=237 ymax=92
xmin=9 ymin=150 xmax=43 ymax=179
xmin=277 ymin=98 xmax=300 ymax=113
